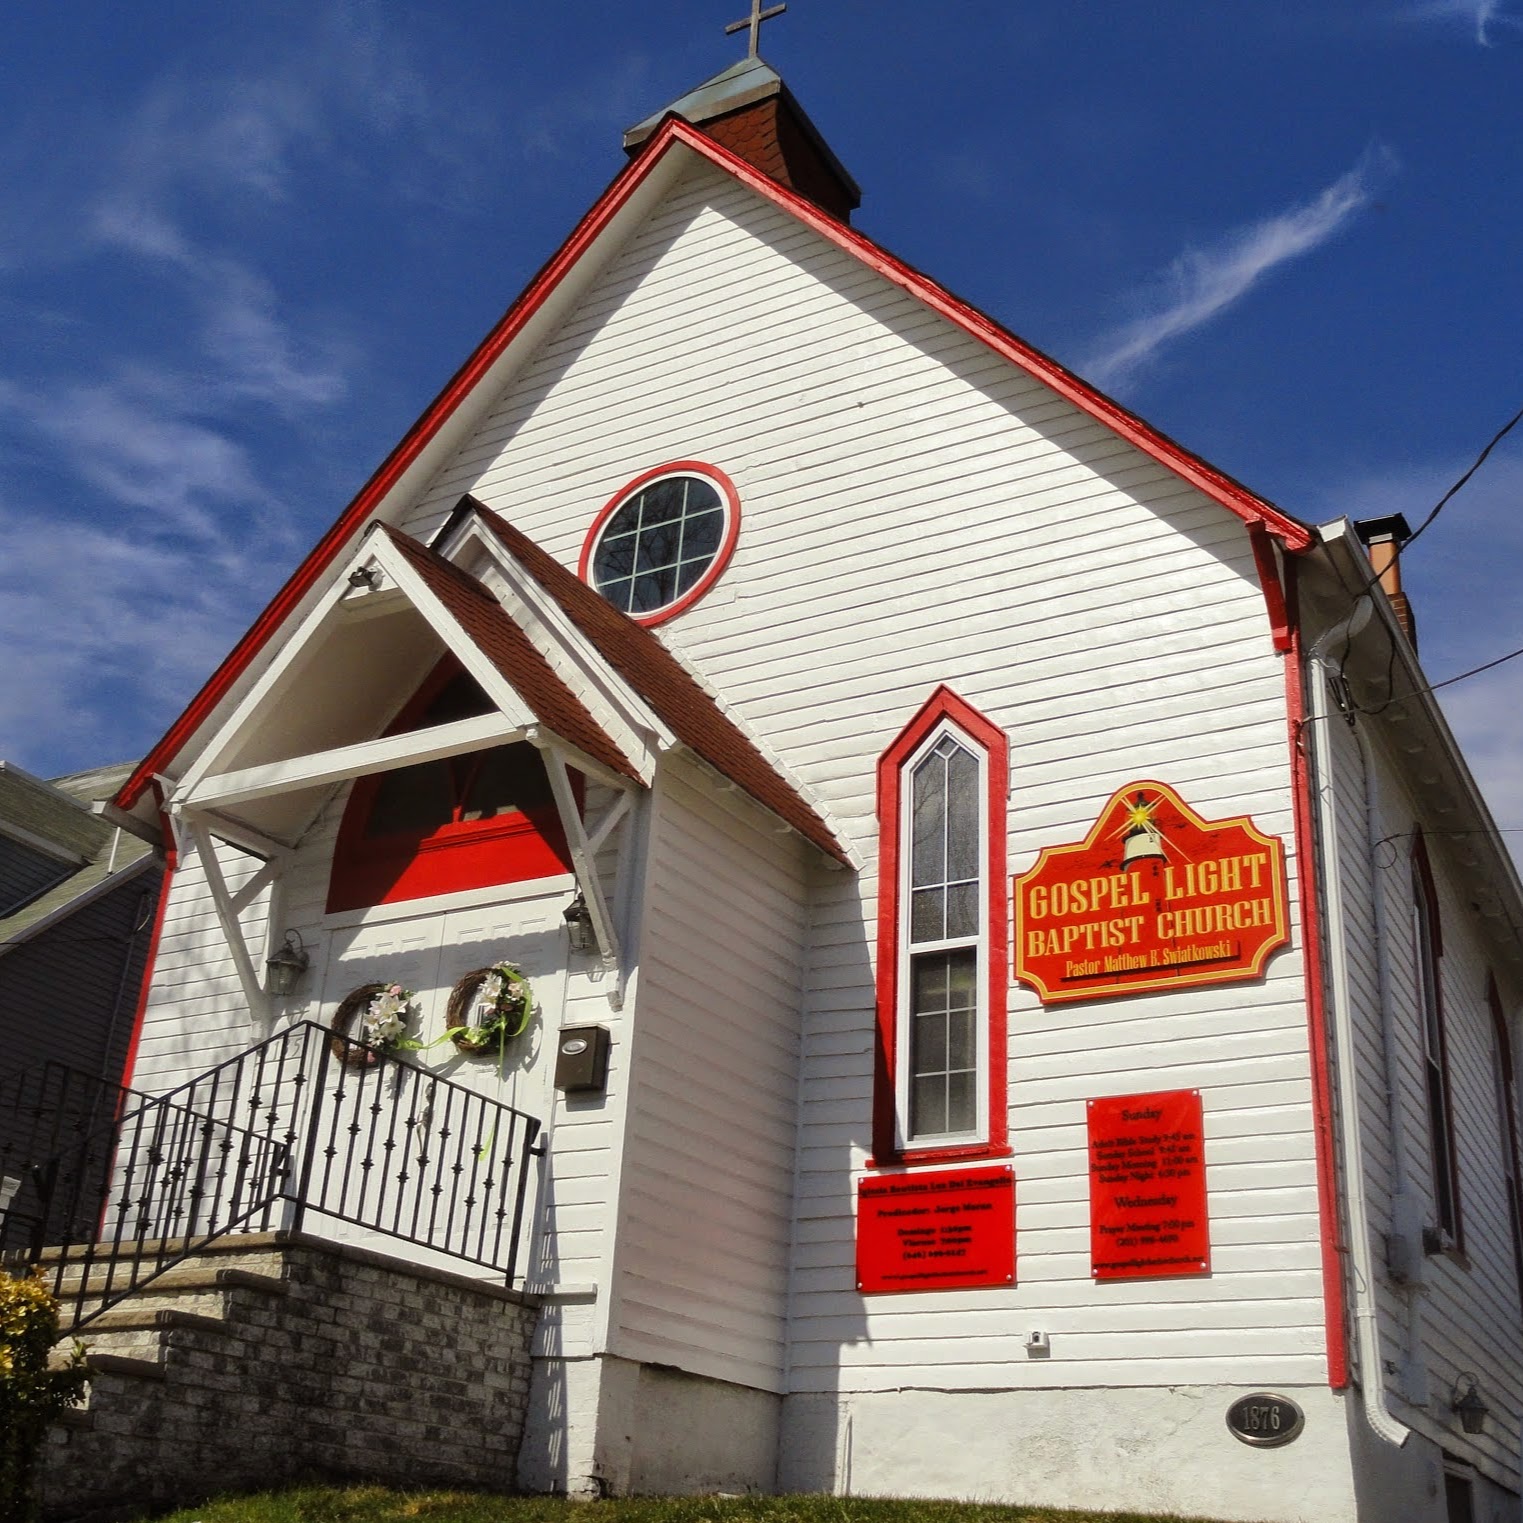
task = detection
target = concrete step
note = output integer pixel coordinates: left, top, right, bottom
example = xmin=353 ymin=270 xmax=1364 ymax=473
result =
xmin=63 ymin=1266 xmax=289 ymax=1322
xmin=31 ymin=1229 xmax=287 ymax=1271
xmin=79 ymin=1351 xmax=165 ymax=1383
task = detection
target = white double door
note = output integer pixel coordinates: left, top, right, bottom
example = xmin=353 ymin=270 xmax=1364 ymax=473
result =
xmin=304 ymin=886 xmax=568 ymax=1273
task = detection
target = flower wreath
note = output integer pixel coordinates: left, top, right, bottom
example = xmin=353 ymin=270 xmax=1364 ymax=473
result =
xmin=445 ymin=963 xmax=536 ymax=1055
xmin=329 ymin=981 xmax=420 ymax=1066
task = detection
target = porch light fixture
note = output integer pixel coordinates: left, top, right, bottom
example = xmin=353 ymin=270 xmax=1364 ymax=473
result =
xmin=347 ymin=566 xmax=379 ymax=590
xmin=563 ymin=891 xmax=595 ymax=955
xmin=265 ymin=930 xmax=311 ymax=998
xmin=1451 ymin=1373 xmax=1489 ymax=1436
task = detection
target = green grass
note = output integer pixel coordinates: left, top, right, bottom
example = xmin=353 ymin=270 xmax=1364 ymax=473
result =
xmin=145 ymin=1484 xmax=1255 ymax=1523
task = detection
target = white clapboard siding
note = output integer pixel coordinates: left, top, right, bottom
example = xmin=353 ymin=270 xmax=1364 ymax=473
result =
xmin=366 ymin=155 xmax=1318 ymax=1395
xmin=604 ymin=751 xmax=810 ymax=1393
xmin=1323 ymin=710 xmax=1523 ymax=1485
xmin=128 ymin=835 xmax=270 ymax=1096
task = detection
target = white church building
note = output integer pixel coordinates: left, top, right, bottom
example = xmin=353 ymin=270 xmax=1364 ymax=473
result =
xmin=68 ymin=42 xmax=1523 ymax=1523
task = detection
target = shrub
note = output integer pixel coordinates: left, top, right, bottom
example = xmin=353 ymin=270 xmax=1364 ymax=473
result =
xmin=0 ymin=1271 xmax=86 ymax=1523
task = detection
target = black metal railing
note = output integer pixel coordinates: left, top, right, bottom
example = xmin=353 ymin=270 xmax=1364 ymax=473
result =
xmin=0 ymin=1059 xmax=146 ymax=1258
xmin=5 ymin=1022 xmax=543 ymax=1331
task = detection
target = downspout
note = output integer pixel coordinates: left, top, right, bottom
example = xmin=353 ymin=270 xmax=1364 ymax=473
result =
xmin=1346 ymin=696 xmax=1431 ymax=1407
xmin=1306 ymin=599 xmax=1412 ymax=1448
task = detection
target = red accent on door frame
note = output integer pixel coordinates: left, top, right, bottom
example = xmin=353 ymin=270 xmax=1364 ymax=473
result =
xmin=118 ymin=798 xmax=178 ymax=1095
xmin=325 ymin=658 xmax=575 ymax=914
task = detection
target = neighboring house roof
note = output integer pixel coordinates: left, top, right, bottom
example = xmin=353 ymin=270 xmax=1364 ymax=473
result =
xmin=468 ymin=499 xmax=850 ymax=866
xmin=0 ymin=762 xmax=157 ymax=954
xmin=380 ymin=525 xmax=641 ymax=784
xmin=119 ymin=108 xmax=1312 ymax=812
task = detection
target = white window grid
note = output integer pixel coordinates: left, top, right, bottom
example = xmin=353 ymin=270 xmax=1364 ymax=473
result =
xmin=593 ymin=474 xmax=726 ymax=615
xmin=895 ymin=720 xmax=990 ymax=1150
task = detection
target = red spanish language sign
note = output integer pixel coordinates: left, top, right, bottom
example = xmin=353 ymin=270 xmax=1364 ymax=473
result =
xmin=1013 ymin=780 xmax=1287 ymax=1004
xmin=1089 ymin=1089 xmax=1210 ymax=1280
xmin=857 ymin=1166 xmax=1014 ymax=1294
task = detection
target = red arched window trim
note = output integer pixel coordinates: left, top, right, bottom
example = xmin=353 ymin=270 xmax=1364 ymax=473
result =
xmin=872 ymin=685 xmax=1009 ymax=1167
xmin=578 ymin=460 xmax=741 ymax=628
xmin=326 ymin=657 xmax=575 ymax=914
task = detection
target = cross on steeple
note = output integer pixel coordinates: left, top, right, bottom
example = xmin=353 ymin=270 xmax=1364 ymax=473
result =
xmin=725 ymin=0 xmax=787 ymax=58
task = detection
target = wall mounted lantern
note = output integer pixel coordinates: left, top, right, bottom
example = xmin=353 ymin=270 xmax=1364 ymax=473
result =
xmin=265 ymin=930 xmax=311 ymax=998
xmin=563 ymin=891 xmax=595 ymax=955
xmin=1451 ymin=1373 xmax=1489 ymax=1436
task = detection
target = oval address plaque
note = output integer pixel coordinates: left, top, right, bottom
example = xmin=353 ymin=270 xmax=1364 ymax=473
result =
xmin=1225 ymin=1393 xmax=1304 ymax=1448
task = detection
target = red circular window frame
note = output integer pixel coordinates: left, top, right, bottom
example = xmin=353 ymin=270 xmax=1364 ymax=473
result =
xmin=578 ymin=461 xmax=741 ymax=627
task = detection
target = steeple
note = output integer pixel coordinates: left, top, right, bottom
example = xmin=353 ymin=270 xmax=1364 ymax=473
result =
xmin=622 ymin=56 xmax=861 ymax=222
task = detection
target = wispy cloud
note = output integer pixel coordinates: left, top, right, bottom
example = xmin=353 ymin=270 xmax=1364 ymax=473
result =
xmin=1084 ymin=150 xmax=1394 ymax=389
xmin=0 ymin=12 xmax=492 ymax=774
xmin=0 ymin=499 xmax=258 ymax=763
xmin=1402 ymin=0 xmax=1521 ymax=45
xmin=86 ymin=60 xmax=361 ymax=415
xmin=0 ymin=377 xmax=269 ymax=537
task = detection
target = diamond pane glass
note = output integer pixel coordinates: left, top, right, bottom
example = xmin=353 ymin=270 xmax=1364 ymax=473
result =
xmin=946 ymin=745 xmax=978 ymax=879
xmin=911 ymin=754 xmax=946 ymax=891
xmin=908 ymin=732 xmax=980 ymax=947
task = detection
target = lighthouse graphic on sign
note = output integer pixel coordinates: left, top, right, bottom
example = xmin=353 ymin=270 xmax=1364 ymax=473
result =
xmin=1013 ymin=781 xmax=1288 ymax=1004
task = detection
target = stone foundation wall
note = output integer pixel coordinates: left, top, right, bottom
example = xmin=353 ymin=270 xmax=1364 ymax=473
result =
xmin=41 ymin=1232 xmax=538 ymax=1521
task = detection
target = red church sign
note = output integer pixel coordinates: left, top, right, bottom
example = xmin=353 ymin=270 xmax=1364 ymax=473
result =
xmin=1013 ymin=781 xmax=1287 ymax=1005
xmin=1088 ymin=1089 xmax=1210 ymax=1280
xmin=856 ymin=1166 xmax=1015 ymax=1294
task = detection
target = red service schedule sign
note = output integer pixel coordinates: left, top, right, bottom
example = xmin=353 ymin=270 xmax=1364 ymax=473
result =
xmin=857 ymin=1165 xmax=1014 ymax=1294
xmin=1089 ymin=1090 xmax=1210 ymax=1281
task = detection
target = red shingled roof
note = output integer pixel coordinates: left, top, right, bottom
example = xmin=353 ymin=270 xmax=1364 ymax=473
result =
xmin=381 ymin=525 xmax=639 ymax=785
xmin=466 ymin=499 xmax=850 ymax=866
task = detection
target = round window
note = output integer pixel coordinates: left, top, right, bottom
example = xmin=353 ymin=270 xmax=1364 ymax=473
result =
xmin=580 ymin=462 xmax=739 ymax=625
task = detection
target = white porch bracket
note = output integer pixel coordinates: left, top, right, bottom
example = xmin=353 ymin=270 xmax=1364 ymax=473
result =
xmin=178 ymin=712 xmax=524 ymax=812
xmin=542 ymin=747 xmax=631 ymax=1011
xmin=188 ymin=821 xmax=272 ymax=1027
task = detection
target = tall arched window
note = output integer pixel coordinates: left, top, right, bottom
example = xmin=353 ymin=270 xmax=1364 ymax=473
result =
xmin=874 ymin=687 xmax=1008 ymax=1164
xmin=326 ymin=660 xmax=572 ymax=913
xmin=1412 ymin=833 xmax=1461 ymax=1249
xmin=1488 ymin=976 xmax=1523 ymax=1301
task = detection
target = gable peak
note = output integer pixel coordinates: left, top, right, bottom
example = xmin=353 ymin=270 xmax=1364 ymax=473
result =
xmin=623 ymin=58 xmax=861 ymax=221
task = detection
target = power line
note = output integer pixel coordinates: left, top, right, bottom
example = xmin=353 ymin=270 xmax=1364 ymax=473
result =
xmin=1350 ymin=401 xmax=1523 ymax=616
xmin=1404 ymin=400 xmax=1523 ymax=554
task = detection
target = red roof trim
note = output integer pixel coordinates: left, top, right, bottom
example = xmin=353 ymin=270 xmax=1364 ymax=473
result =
xmin=119 ymin=111 xmax=1309 ymax=809
xmin=661 ymin=119 xmax=1311 ymax=552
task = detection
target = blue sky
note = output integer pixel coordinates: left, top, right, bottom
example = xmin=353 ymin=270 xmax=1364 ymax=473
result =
xmin=2 ymin=1 xmax=1521 ymax=830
